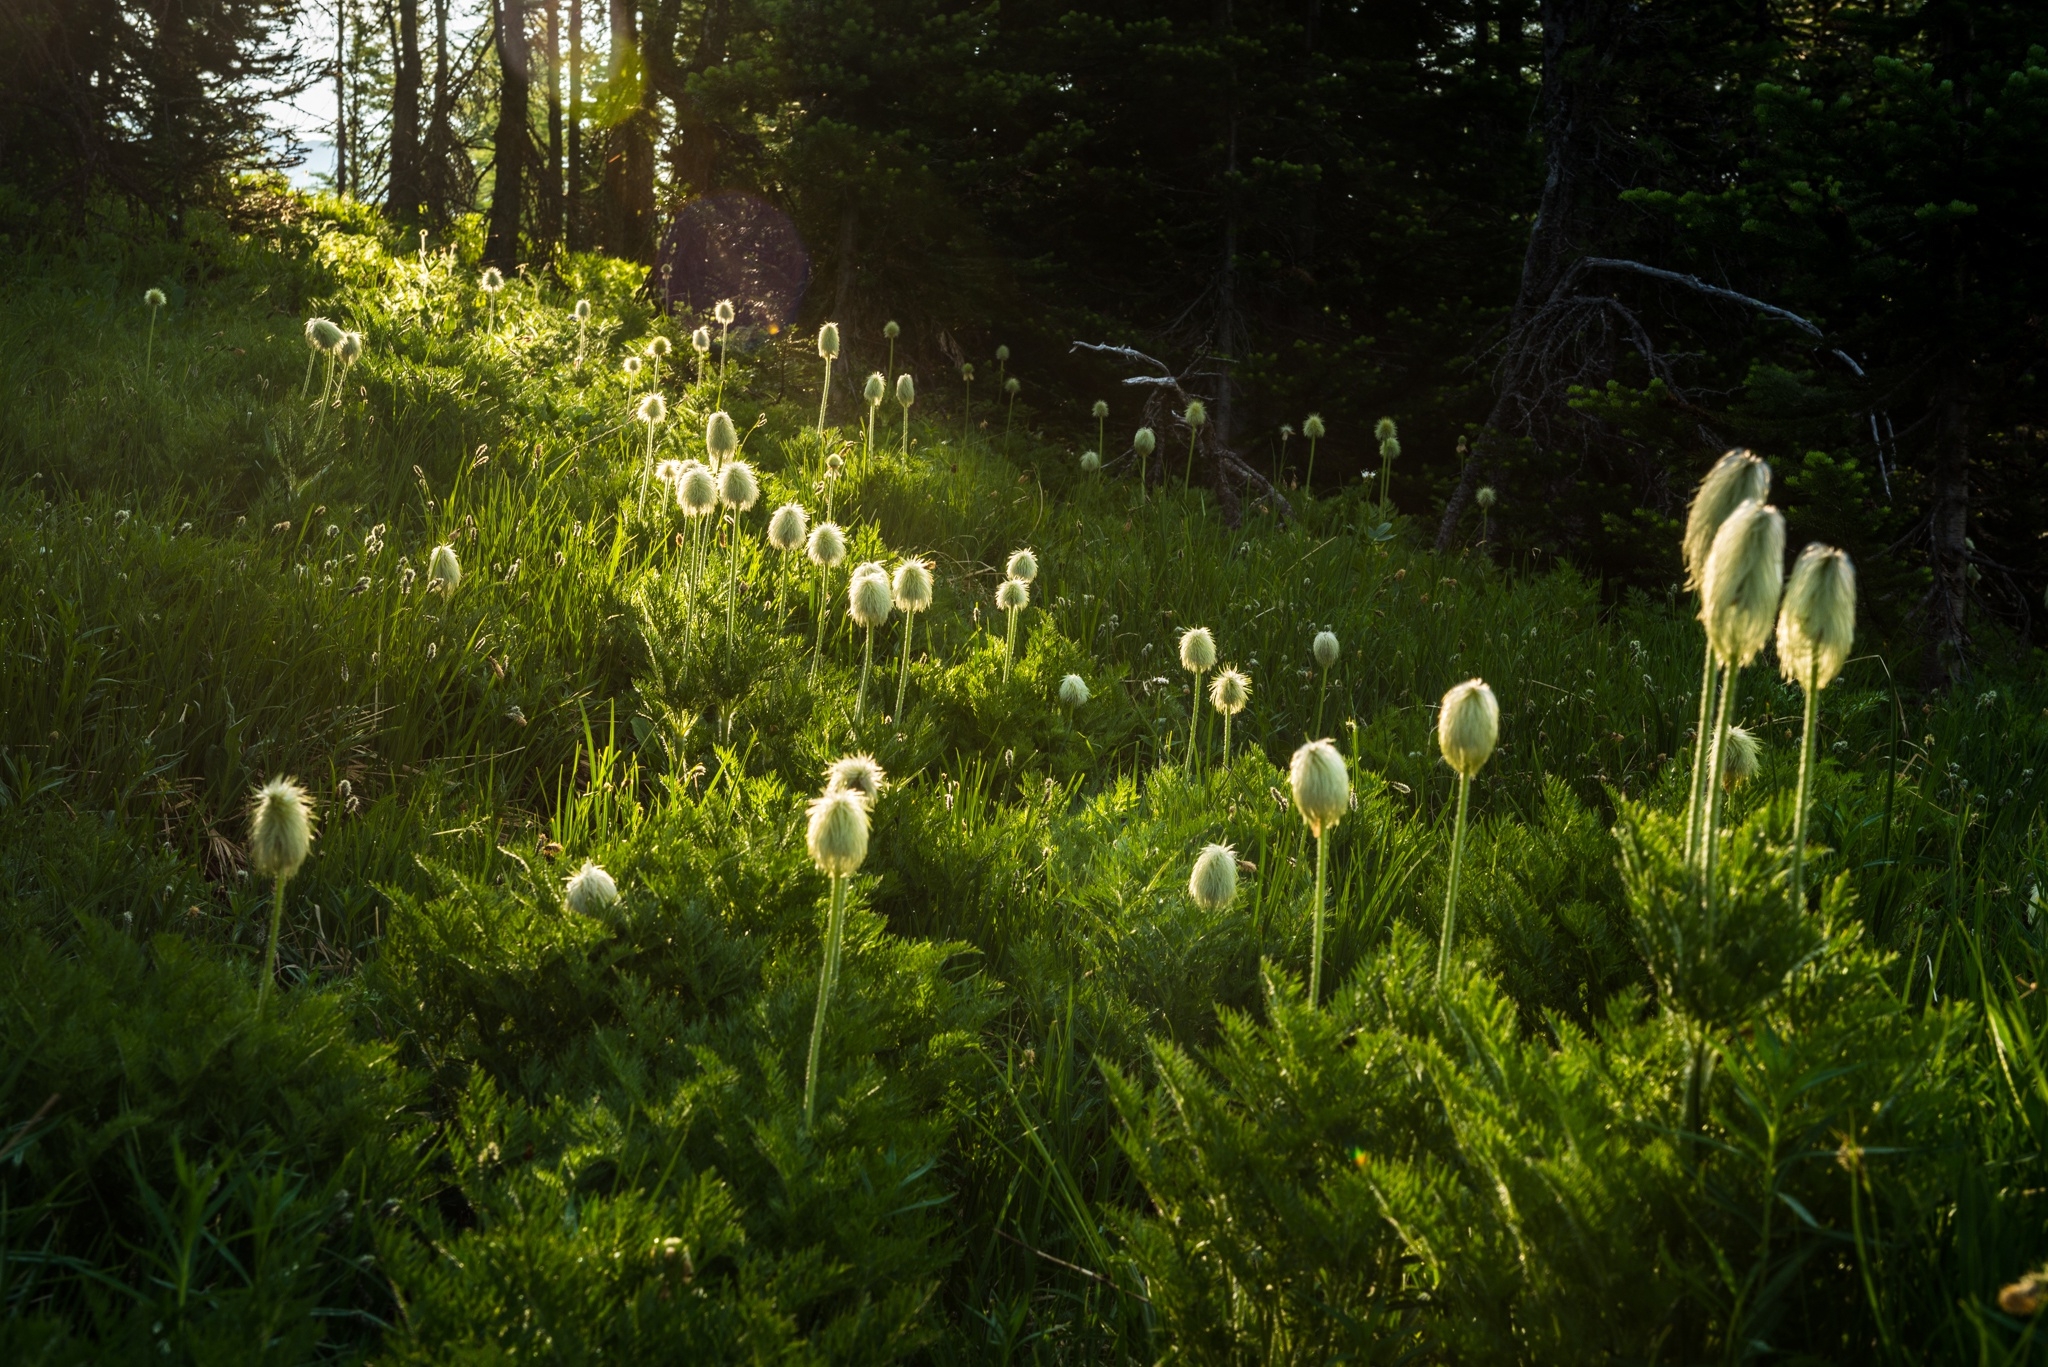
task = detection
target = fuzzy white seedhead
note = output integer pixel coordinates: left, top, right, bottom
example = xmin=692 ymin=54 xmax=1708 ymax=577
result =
xmin=574 ymin=299 xmax=592 ymax=321
xmin=806 ymin=788 xmax=870 ymax=878
xmin=1092 ymin=400 xmax=1108 ymax=420
xmin=656 ymin=458 xmax=685 ymax=486
xmin=961 ymin=362 xmax=975 ymax=382
xmin=480 ymin=267 xmax=504 ymax=293
xmin=996 ymin=344 xmax=1010 ymax=363
xmin=706 ymin=410 xmax=739 ymax=462
xmin=1289 ymin=740 xmax=1350 ymax=836
xmin=337 ymin=331 xmax=363 ymax=364
xmin=896 ymin=373 xmax=916 ymax=406
xmin=714 ymin=299 xmax=735 ymax=326
xmin=1059 ymin=674 xmax=1089 ymax=707
xmin=678 ymin=462 xmax=718 ymax=516
xmin=825 ymin=754 xmax=887 ymax=803
xmin=565 ymin=861 xmax=619 ymax=917
xmin=691 ymin=325 xmax=711 ymax=353
xmin=825 ymin=453 xmax=843 ymax=475
xmin=768 ymin=502 xmax=809 ymax=553
xmin=1683 ymin=450 xmax=1772 ymax=592
xmin=306 ymin=317 xmax=344 ymax=351
xmin=1373 ymin=416 xmax=1395 ymax=443
xmin=428 ymin=543 xmax=462 ymax=592
xmin=1777 ymin=544 xmax=1856 ymax=691
xmin=1179 ymin=626 xmax=1216 ymax=674
xmin=1304 ymin=413 xmax=1326 ymax=440
xmin=1210 ymin=668 xmax=1250 ymax=715
xmin=1476 ymin=485 xmax=1496 ymax=510
xmin=850 ymin=566 xmax=895 ymax=628
xmin=1004 ymin=377 xmax=1020 ymax=396
xmin=1185 ymin=400 xmax=1206 ymax=429
xmin=865 ymin=371 xmax=887 ymax=405
xmin=1280 ymin=423 xmax=1295 ymax=439
xmin=807 ymin=521 xmax=847 ymax=568
xmin=1313 ymin=630 xmax=1340 ymax=671
xmin=892 ymin=559 xmax=934 ymax=613
xmin=623 ymin=355 xmax=642 ymax=377
xmin=818 ymin=322 xmax=841 ymax=359
xmin=648 ymin=335 xmax=671 ymax=360
xmin=248 ymin=778 xmax=314 ymax=881
xmin=1006 ymin=547 xmax=1038 ymax=583
xmin=144 ymin=287 xmax=167 ymax=309
xmin=1133 ymin=426 xmax=1156 ymax=456
xmin=1380 ymin=436 xmax=1402 ymax=460
xmin=1701 ymin=499 xmax=1786 ymax=668
xmin=1721 ymin=726 xmax=1761 ymax=789
xmin=1438 ymin=678 xmax=1500 ymax=779
xmin=1189 ymin=843 xmax=1238 ymax=911
xmin=718 ymin=460 xmax=759 ymax=511
xmin=637 ymin=392 xmax=667 ymax=425
xmin=884 ymin=320 xmax=900 ymax=339
xmin=996 ymin=577 xmax=1030 ymax=613
xmin=1079 ymin=450 xmax=1101 ymax=472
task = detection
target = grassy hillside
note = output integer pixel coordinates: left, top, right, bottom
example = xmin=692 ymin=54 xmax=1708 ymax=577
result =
xmin=2 ymin=199 xmax=2046 ymax=1363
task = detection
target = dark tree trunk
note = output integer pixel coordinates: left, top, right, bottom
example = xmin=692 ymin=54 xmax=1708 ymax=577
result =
xmin=485 ymin=0 xmax=529 ymax=269
xmin=544 ymin=0 xmax=563 ymax=251
xmin=1922 ymin=370 xmax=1972 ymax=688
xmin=1436 ymin=0 xmax=1622 ymax=552
xmin=568 ymin=0 xmax=583 ymax=249
xmin=388 ymin=0 xmax=423 ymax=219
xmin=599 ymin=0 xmax=655 ymax=263
xmin=333 ymin=0 xmax=348 ymax=196
xmin=424 ymin=0 xmax=454 ymax=220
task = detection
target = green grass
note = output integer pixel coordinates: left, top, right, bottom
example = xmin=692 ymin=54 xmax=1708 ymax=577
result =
xmin=1 ymin=196 xmax=2045 ymax=1362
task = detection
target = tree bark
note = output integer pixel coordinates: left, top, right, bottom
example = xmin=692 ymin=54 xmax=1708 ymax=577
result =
xmin=333 ymin=0 xmax=348 ymax=196
xmin=1922 ymin=370 xmax=1971 ymax=688
xmin=568 ymin=0 xmax=583 ymax=249
xmin=485 ymin=0 xmax=529 ymax=269
xmin=544 ymin=0 xmax=563 ymax=252
xmin=388 ymin=0 xmax=423 ymax=219
xmin=599 ymin=0 xmax=655 ymax=263
xmin=1435 ymin=0 xmax=1622 ymax=552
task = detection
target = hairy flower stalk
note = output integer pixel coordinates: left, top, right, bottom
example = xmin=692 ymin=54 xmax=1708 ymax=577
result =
xmin=1092 ymin=400 xmax=1108 ymax=470
xmin=144 ymin=287 xmax=166 ymax=376
xmin=1004 ymin=376 xmax=1021 ymax=450
xmin=719 ymin=459 xmax=760 ymax=647
xmin=883 ymin=319 xmax=900 ymax=389
xmin=995 ymin=343 xmax=1009 ymax=388
xmin=1313 ymin=630 xmax=1339 ymax=735
xmin=768 ymin=502 xmax=809 ymax=609
xmin=823 ymin=452 xmax=842 ymax=525
xmin=304 ymin=316 xmax=344 ymax=408
xmin=691 ymin=326 xmax=711 ymax=384
xmin=479 ymin=266 xmax=504 ymax=331
xmin=807 ymin=521 xmax=847 ymax=675
xmin=1179 ymin=627 xmax=1217 ymax=773
xmin=1182 ymin=400 xmax=1206 ymax=489
xmin=635 ymin=392 xmax=667 ymax=515
xmin=850 ymin=565 xmax=894 ymax=719
xmin=713 ymin=299 xmax=735 ymax=408
xmin=1134 ymin=426 xmax=1156 ymax=502
xmin=679 ymin=461 xmax=718 ymax=651
xmin=1303 ymin=414 xmax=1326 ymax=494
xmin=1436 ymin=679 xmax=1499 ymax=984
xmin=1698 ymin=497 xmax=1786 ymax=916
xmin=892 ymin=559 xmax=933 ymax=720
xmin=1289 ymin=740 xmax=1349 ymax=1004
xmin=897 ymin=373 xmax=916 ymax=456
xmin=1375 ymin=418 xmax=1399 ymax=522
xmin=1476 ymin=485 xmax=1496 ymax=543
xmin=1778 ymin=543 xmax=1856 ymax=911
xmin=961 ymin=363 xmax=975 ymax=441
xmin=573 ymin=299 xmax=591 ymax=368
xmin=1681 ymin=450 xmax=1771 ymax=861
xmin=647 ymin=334 xmax=671 ymax=392
xmin=816 ymin=322 xmax=840 ymax=432
xmin=248 ymin=777 xmax=315 ymax=1013
xmin=1211 ymin=668 xmax=1249 ymax=764
xmin=863 ymin=371 xmax=886 ymax=467
xmin=803 ymin=782 xmax=871 ymax=1127
xmin=997 ymin=577 xmax=1030 ymax=681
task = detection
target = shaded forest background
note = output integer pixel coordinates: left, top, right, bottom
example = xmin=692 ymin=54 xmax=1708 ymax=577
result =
xmin=6 ymin=0 xmax=2048 ymax=683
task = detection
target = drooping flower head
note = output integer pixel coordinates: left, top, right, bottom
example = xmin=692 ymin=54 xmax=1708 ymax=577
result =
xmin=1682 ymin=450 xmax=1772 ymax=592
xmin=1701 ymin=498 xmax=1786 ymax=668
xmin=1777 ymin=543 xmax=1856 ymax=691
xmin=1721 ymin=726 xmax=1761 ymax=789
xmin=306 ymin=317 xmax=344 ymax=352
xmin=1079 ymin=450 xmax=1101 ymax=472
xmin=1438 ymin=678 xmax=1500 ymax=779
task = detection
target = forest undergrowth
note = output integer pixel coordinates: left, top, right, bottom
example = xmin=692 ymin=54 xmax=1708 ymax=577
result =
xmin=1 ymin=198 xmax=2046 ymax=1364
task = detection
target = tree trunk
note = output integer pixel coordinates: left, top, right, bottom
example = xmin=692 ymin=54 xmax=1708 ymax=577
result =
xmin=388 ymin=0 xmax=423 ymax=219
xmin=1435 ymin=0 xmax=1620 ymax=553
xmin=568 ymin=0 xmax=583 ymax=249
xmin=544 ymin=0 xmax=563 ymax=252
xmin=1922 ymin=371 xmax=1971 ymax=688
xmin=424 ymin=0 xmax=453 ymax=220
xmin=599 ymin=0 xmax=655 ymax=263
xmin=485 ymin=0 xmax=530 ymax=269
xmin=333 ymin=0 xmax=348 ymax=196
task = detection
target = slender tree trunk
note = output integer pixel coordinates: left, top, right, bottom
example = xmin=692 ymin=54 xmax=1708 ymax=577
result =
xmin=545 ymin=0 xmax=563 ymax=252
xmin=425 ymin=0 xmax=452 ymax=219
xmin=1212 ymin=0 xmax=1238 ymax=464
xmin=600 ymin=0 xmax=655 ymax=262
xmin=334 ymin=0 xmax=348 ymax=196
xmin=1436 ymin=0 xmax=1618 ymax=552
xmin=1922 ymin=371 xmax=1971 ymax=687
xmin=485 ymin=0 xmax=530 ymax=269
xmin=568 ymin=0 xmax=583 ymax=249
xmin=389 ymin=0 xmax=423 ymax=218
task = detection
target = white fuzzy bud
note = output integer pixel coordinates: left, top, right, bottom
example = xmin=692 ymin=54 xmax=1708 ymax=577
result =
xmin=1777 ymin=543 xmax=1856 ymax=691
xmin=807 ymin=521 xmax=847 ymax=567
xmin=892 ymin=559 xmax=934 ymax=613
xmin=768 ymin=503 xmax=809 ymax=552
xmin=1438 ymin=678 xmax=1500 ymax=779
xmin=1701 ymin=499 xmax=1786 ymax=668
xmin=1059 ymin=674 xmax=1089 ymax=707
xmin=248 ymin=778 xmax=314 ymax=881
xmin=565 ymin=861 xmax=619 ymax=917
xmin=1313 ymin=630 xmax=1339 ymax=670
xmin=1289 ymin=740 xmax=1350 ymax=837
xmin=806 ymin=788 xmax=869 ymax=878
xmin=1179 ymin=626 xmax=1216 ymax=673
xmin=1189 ymin=843 xmax=1238 ymax=911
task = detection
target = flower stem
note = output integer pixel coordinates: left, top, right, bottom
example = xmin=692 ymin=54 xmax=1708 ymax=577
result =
xmin=895 ymin=611 xmax=915 ymax=721
xmin=1315 ymin=671 xmax=1328 ymax=738
xmin=1305 ymin=437 xmax=1318 ymax=496
xmin=1437 ymin=772 xmax=1472 ymax=985
xmin=900 ymin=405 xmax=910 ymax=456
xmin=1701 ymin=663 xmax=1740 ymax=933
xmin=1183 ymin=429 xmax=1197 ymax=490
xmin=817 ymin=357 xmax=833 ymax=433
xmin=1684 ymin=641 xmax=1718 ymax=864
xmin=803 ymin=874 xmax=847 ymax=1128
xmin=1222 ymin=710 xmax=1231 ymax=766
xmin=725 ymin=512 xmax=742 ymax=648
xmin=1186 ymin=675 xmax=1202 ymax=775
xmin=716 ymin=320 xmax=728 ymax=410
xmin=1004 ymin=608 xmax=1018 ymax=682
xmin=1309 ymin=831 xmax=1327 ymax=1005
xmin=259 ymin=873 xmax=289 ymax=1014
xmin=857 ymin=626 xmax=874 ymax=719
xmin=145 ymin=310 xmax=157 ymax=378
xmin=812 ymin=565 xmax=828 ymax=677
xmin=1791 ymin=664 xmax=1820 ymax=912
